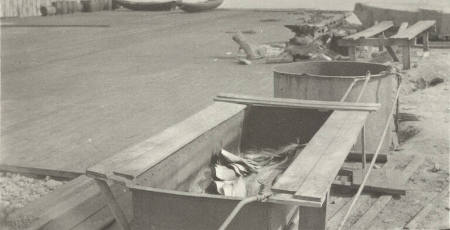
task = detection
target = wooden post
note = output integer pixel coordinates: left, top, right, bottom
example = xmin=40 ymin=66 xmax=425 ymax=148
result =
xmin=385 ymin=46 xmax=399 ymax=62
xmin=423 ymin=32 xmax=429 ymax=52
xmin=298 ymin=192 xmax=328 ymax=230
xmin=378 ymin=33 xmax=385 ymax=51
xmin=401 ymin=43 xmax=411 ymax=70
xmin=95 ymin=179 xmax=131 ymax=230
xmin=361 ymin=126 xmax=366 ymax=169
xmin=348 ymin=46 xmax=356 ymax=61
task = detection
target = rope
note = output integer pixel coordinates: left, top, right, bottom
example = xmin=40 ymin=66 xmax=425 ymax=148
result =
xmin=337 ymin=75 xmax=402 ymax=230
xmin=218 ymin=193 xmax=272 ymax=230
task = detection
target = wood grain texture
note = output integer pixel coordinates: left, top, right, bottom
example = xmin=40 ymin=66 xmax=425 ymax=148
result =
xmin=272 ymin=110 xmax=368 ymax=197
xmin=349 ymin=155 xmax=425 ymax=230
xmin=396 ymin=22 xmax=409 ymax=35
xmin=111 ymin=102 xmax=246 ymax=180
xmin=391 ymin=20 xmax=436 ymax=40
xmin=298 ymin=194 xmax=328 ymax=230
xmin=345 ymin=21 xmax=393 ymax=40
xmin=215 ymin=93 xmax=381 ymax=111
xmin=351 ymin=168 xmax=407 ymax=195
xmin=294 ymin=111 xmax=369 ymax=202
xmin=404 ymin=188 xmax=449 ymax=229
xmin=86 ymin=102 xmax=245 ymax=180
xmin=3 ymin=10 xmax=288 ymax=177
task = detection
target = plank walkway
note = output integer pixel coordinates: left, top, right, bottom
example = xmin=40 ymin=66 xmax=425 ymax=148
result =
xmin=1 ymin=10 xmax=296 ymax=177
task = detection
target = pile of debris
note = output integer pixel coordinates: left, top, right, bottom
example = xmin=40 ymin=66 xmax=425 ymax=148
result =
xmin=232 ymin=11 xmax=362 ymax=64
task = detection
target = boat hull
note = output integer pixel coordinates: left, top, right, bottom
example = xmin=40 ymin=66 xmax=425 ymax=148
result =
xmin=116 ymin=0 xmax=177 ymax=11
xmin=178 ymin=0 xmax=223 ymax=12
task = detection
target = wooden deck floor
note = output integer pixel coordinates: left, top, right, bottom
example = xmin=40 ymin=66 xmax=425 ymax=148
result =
xmin=1 ymin=10 xmax=298 ymax=177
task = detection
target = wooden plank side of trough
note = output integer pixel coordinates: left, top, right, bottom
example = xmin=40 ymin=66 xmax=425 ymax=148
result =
xmin=127 ymin=184 xmax=323 ymax=208
xmin=111 ymin=102 xmax=247 ymax=180
xmin=215 ymin=93 xmax=380 ymax=111
xmin=271 ymin=110 xmax=358 ymax=194
xmin=294 ymin=111 xmax=369 ymax=203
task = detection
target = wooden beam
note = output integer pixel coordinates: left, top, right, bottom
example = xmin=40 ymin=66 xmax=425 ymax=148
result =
xmin=391 ymin=20 xmax=436 ymax=40
xmin=422 ymin=31 xmax=430 ymax=52
xmin=112 ymin=102 xmax=246 ymax=180
xmin=351 ymin=169 xmax=407 ymax=195
xmin=215 ymin=94 xmax=381 ymax=111
xmin=348 ymin=46 xmax=356 ymax=61
xmin=385 ymin=46 xmax=399 ymax=62
xmin=294 ymin=111 xmax=369 ymax=202
xmin=338 ymin=37 xmax=409 ymax=47
xmin=402 ymin=44 xmax=411 ymax=70
xmin=298 ymin=193 xmax=328 ymax=230
xmin=345 ymin=21 xmax=394 ymax=40
xmin=0 ymin=164 xmax=81 ymax=179
xmin=272 ymin=110 xmax=369 ymax=197
xmin=86 ymin=102 xmax=246 ymax=181
xmin=94 ymin=180 xmax=130 ymax=230
xmin=346 ymin=151 xmax=387 ymax=163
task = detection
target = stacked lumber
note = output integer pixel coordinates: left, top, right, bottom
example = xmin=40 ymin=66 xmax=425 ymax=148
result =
xmin=1 ymin=0 xmax=41 ymax=18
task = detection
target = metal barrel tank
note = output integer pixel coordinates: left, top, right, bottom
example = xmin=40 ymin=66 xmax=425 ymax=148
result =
xmin=273 ymin=61 xmax=396 ymax=160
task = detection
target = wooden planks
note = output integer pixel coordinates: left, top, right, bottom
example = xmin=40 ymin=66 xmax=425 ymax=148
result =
xmin=272 ymin=110 xmax=369 ymax=203
xmin=2 ymin=10 xmax=282 ymax=181
xmin=396 ymin=22 xmax=409 ymax=35
xmin=294 ymin=111 xmax=369 ymax=202
xmin=404 ymin=188 xmax=449 ymax=229
xmin=338 ymin=37 xmax=409 ymax=47
xmin=349 ymin=155 xmax=425 ymax=230
xmin=344 ymin=21 xmax=393 ymax=40
xmin=112 ymin=102 xmax=245 ymax=180
xmin=87 ymin=102 xmax=246 ymax=180
xmin=391 ymin=20 xmax=436 ymax=40
xmin=215 ymin=93 xmax=381 ymax=111
xmin=351 ymin=168 xmax=407 ymax=195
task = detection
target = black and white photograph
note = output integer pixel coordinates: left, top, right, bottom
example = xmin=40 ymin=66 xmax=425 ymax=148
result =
xmin=1 ymin=0 xmax=449 ymax=229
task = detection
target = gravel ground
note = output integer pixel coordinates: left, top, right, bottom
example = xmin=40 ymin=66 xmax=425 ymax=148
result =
xmin=0 ymin=172 xmax=66 ymax=227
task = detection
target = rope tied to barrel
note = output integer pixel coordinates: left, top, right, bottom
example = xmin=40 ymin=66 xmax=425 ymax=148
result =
xmin=337 ymin=70 xmax=403 ymax=230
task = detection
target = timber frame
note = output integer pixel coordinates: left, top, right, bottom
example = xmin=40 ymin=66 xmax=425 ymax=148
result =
xmin=338 ymin=20 xmax=436 ymax=70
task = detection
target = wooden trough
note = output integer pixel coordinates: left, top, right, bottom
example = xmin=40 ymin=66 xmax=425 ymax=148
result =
xmin=85 ymin=61 xmax=403 ymax=230
xmin=87 ymin=97 xmax=380 ymax=229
